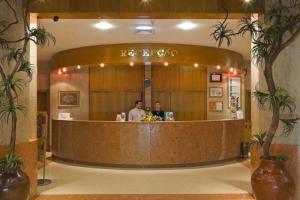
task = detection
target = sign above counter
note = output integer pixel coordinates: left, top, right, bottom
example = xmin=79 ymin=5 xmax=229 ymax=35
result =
xmin=121 ymin=48 xmax=178 ymax=58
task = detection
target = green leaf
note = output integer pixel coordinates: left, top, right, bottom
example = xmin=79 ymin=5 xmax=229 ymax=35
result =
xmin=0 ymin=153 xmax=22 ymax=174
xmin=249 ymin=131 xmax=266 ymax=148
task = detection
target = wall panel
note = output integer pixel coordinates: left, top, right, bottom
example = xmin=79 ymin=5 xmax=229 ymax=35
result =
xmin=89 ymin=65 xmax=144 ymax=121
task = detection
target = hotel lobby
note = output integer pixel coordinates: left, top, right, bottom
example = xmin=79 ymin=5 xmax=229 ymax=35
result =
xmin=0 ymin=0 xmax=300 ymax=200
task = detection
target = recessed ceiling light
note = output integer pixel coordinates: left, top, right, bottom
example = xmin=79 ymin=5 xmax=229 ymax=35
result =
xmin=216 ymin=65 xmax=221 ymax=70
xmin=94 ymin=21 xmax=113 ymax=30
xmin=177 ymin=21 xmax=198 ymax=30
xmin=136 ymin=25 xmax=153 ymax=31
xmin=77 ymin=65 xmax=81 ymax=69
xmin=194 ymin=63 xmax=199 ymax=68
xmin=100 ymin=63 xmax=105 ymax=68
xmin=130 ymin=62 xmax=134 ymax=66
xmin=164 ymin=62 xmax=169 ymax=66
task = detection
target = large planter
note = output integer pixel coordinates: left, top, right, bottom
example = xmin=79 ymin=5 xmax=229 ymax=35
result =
xmin=251 ymin=159 xmax=295 ymax=200
xmin=0 ymin=170 xmax=30 ymax=200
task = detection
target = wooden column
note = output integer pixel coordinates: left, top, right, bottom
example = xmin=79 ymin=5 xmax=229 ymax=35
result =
xmin=144 ymin=63 xmax=152 ymax=109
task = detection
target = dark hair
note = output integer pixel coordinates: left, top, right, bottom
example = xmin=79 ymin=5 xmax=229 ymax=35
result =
xmin=135 ymin=100 xmax=142 ymax=105
xmin=155 ymin=101 xmax=160 ymax=104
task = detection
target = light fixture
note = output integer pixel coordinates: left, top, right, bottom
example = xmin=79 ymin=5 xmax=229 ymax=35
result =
xmin=216 ymin=65 xmax=221 ymax=70
xmin=100 ymin=63 xmax=105 ymax=68
xmin=244 ymin=0 xmax=251 ymax=2
xmin=164 ymin=62 xmax=169 ymax=66
xmin=136 ymin=25 xmax=153 ymax=31
xmin=62 ymin=67 xmax=67 ymax=72
xmin=130 ymin=61 xmax=134 ymax=66
xmin=234 ymin=69 xmax=237 ymax=75
xmin=177 ymin=21 xmax=198 ymax=30
xmin=94 ymin=20 xmax=113 ymax=30
xmin=194 ymin=63 xmax=199 ymax=68
xmin=77 ymin=65 xmax=81 ymax=69
xmin=230 ymin=67 xmax=234 ymax=72
xmin=58 ymin=69 xmax=62 ymax=75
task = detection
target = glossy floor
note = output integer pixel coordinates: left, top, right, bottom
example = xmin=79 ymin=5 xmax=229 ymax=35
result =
xmin=37 ymin=161 xmax=251 ymax=195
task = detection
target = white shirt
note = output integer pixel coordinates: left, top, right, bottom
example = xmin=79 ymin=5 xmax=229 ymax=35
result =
xmin=128 ymin=108 xmax=146 ymax=122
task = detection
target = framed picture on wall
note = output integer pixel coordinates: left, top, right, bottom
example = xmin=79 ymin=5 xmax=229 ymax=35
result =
xmin=228 ymin=77 xmax=241 ymax=108
xmin=209 ymin=87 xmax=223 ymax=97
xmin=209 ymin=101 xmax=223 ymax=112
xmin=210 ymin=73 xmax=222 ymax=82
xmin=58 ymin=91 xmax=80 ymax=107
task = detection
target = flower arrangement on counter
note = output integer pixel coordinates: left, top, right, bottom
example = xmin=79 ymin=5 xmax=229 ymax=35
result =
xmin=141 ymin=113 xmax=162 ymax=122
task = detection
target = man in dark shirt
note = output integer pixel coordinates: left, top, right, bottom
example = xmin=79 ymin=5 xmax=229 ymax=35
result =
xmin=152 ymin=101 xmax=165 ymax=121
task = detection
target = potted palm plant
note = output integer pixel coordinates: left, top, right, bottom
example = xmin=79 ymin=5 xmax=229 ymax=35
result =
xmin=211 ymin=0 xmax=300 ymax=199
xmin=0 ymin=0 xmax=54 ymax=199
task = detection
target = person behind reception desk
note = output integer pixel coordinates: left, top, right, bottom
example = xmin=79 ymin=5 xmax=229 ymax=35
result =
xmin=128 ymin=100 xmax=146 ymax=121
xmin=152 ymin=101 xmax=165 ymax=121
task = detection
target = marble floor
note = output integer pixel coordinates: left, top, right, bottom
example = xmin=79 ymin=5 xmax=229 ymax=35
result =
xmin=37 ymin=161 xmax=252 ymax=196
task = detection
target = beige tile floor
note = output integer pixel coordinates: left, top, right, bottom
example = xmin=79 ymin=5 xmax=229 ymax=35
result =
xmin=37 ymin=161 xmax=252 ymax=195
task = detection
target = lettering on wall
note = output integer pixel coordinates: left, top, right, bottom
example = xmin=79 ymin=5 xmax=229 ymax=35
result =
xmin=121 ymin=48 xmax=178 ymax=58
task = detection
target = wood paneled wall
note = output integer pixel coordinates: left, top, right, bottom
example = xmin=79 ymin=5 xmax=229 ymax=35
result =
xmin=89 ymin=65 xmax=144 ymax=120
xmin=152 ymin=65 xmax=207 ymax=121
xmin=31 ymin=0 xmax=263 ymax=19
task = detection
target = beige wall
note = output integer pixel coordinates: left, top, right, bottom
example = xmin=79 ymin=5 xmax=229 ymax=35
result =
xmin=50 ymin=68 xmax=90 ymax=120
xmin=207 ymin=69 xmax=245 ymax=120
xmin=0 ymin=3 xmax=37 ymax=145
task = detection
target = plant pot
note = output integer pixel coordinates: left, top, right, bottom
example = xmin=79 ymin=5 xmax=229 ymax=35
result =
xmin=0 ymin=170 xmax=30 ymax=200
xmin=251 ymin=159 xmax=295 ymax=200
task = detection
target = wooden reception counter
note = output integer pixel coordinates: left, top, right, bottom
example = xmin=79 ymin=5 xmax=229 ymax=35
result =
xmin=52 ymin=119 xmax=244 ymax=168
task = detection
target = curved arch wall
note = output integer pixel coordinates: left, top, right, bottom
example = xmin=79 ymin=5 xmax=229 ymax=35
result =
xmin=50 ymin=43 xmax=245 ymax=121
xmin=51 ymin=43 xmax=244 ymax=71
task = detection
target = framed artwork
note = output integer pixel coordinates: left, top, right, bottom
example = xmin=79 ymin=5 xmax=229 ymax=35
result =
xmin=228 ymin=77 xmax=241 ymax=108
xmin=210 ymin=73 xmax=223 ymax=83
xmin=58 ymin=91 xmax=80 ymax=107
xmin=209 ymin=87 xmax=223 ymax=97
xmin=209 ymin=101 xmax=223 ymax=112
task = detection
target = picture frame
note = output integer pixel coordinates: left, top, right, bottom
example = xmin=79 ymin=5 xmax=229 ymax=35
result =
xmin=209 ymin=87 xmax=223 ymax=97
xmin=58 ymin=91 xmax=80 ymax=107
xmin=210 ymin=72 xmax=223 ymax=83
xmin=209 ymin=101 xmax=223 ymax=112
xmin=228 ymin=77 xmax=241 ymax=108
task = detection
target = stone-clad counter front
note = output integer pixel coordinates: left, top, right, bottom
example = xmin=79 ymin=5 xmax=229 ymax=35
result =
xmin=52 ymin=119 xmax=244 ymax=167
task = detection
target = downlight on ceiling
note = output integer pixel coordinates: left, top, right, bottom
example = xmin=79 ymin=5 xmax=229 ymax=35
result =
xmin=177 ymin=21 xmax=198 ymax=30
xmin=94 ymin=21 xmax=113 ymax=30
xmin=135 ymin=25 xmax=154 ymax=35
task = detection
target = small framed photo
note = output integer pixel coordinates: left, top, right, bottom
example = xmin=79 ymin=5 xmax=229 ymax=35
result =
xmin=210 ymin=73 xmax=223 ymax=83
xmin=209 ymin=101 xmax=223 ymax=112
xmin=209 ymin=87 xmax=223 ymax=97
xmin=58 ymin=91 xmax=80 ymax=107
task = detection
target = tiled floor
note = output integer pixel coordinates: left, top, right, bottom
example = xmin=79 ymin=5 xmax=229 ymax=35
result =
xmin=37 ymin=160 xmax=252 ymax=196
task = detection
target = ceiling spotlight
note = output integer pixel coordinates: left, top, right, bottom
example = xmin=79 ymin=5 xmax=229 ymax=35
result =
xmin=217 ymin=65 xmax=221 ymax=70
xmin=177 ymin=21 xmax=198 ymax=30
xmin=94 ymin=21 xmax=113 ymax=30
xmin=100 ymin=63 xmax=105 ymax=68
xmin=77 ymin=65 xmax=81 ymax=69
xmin=230 ymin=67 xmax=234 ymax=72
xmin=164 ymin=62 xmax=169 ymax=66
xmin=130 ymin=62 xmax=134 ymax=67
xmin=244 ymin=0 xmax=251 ymax=2
xmin=194 ymin=63 xmax=199 ymax=68
xmin=58 ymin=69 xmax=62 ymax=75
xmin=62 ymin=67 xmax=67 ymax=72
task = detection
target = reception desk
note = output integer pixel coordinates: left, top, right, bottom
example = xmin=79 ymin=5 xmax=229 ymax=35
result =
xmin=52 ymin=119 xmax=244 ymax=168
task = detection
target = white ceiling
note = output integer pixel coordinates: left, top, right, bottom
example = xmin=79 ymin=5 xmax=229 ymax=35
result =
xmin=38 ymin=19 xmax=251 ymax=63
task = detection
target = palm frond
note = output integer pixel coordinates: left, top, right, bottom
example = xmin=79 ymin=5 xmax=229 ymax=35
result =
xmin=29 ymin=25 xmax=56 ymax=47
xmin=280 ymin=117 xmax=300 ymax=136
xmin=18 ymin=60 xmax=33 ymax=81
xmin=249 ymin=131 xmax=266 ymax=148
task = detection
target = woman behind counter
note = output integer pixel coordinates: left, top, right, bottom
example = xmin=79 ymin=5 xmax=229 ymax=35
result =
xmin=152 ymin=101 xmax=165 ymax=121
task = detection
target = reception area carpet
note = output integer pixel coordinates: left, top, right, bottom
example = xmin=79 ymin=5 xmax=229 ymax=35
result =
xmin=36 ymin=161 xmax=252 ymax=199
